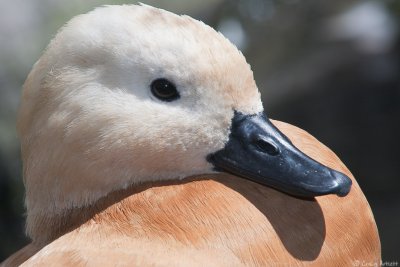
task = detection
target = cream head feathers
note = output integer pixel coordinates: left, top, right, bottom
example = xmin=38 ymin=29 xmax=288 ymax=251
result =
xmin=18 ymin=4 xmax=262 ymax=240
xmin=18 ymin=4 xmax=351 ymax=242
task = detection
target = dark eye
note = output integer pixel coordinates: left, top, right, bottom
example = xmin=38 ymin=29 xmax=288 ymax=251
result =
xmin=150 ymin=78 xmax=180 ymax=102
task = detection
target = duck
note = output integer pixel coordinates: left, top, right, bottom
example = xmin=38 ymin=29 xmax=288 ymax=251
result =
xmin=2 ymin=4 xmax=380 ymax=266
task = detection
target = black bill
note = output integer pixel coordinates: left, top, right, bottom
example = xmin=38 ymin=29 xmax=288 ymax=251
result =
xmin=207 ymin=111 xmax=352 ymax=197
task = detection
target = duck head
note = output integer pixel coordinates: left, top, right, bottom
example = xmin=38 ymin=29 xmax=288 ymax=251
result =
xmin=18 ymin=4 xmax=351 ymax=240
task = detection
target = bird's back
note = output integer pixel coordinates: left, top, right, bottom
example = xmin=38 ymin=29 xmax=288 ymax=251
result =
xmin=3 ymin=120 xmax=380 ymax=266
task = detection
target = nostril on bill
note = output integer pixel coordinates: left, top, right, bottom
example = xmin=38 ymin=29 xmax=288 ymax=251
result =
xmin=253 ymin=137 xmax=280 ymax=156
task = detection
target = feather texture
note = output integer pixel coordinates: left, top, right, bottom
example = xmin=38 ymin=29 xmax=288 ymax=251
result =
xmin=2 ymin=120 xmax=380 ymax=266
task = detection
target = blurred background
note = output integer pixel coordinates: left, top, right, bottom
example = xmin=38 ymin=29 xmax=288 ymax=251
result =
xmin=0 ymin=0 xmax=399 ymax=262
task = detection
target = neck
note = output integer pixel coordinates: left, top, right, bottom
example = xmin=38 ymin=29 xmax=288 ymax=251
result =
xmin=27 ymin=173 xmax=332 ymax=266
xmin=26 ymin=177 xmax=174 ymax=244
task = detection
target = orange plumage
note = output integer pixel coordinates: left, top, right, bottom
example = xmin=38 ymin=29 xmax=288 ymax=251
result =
xmin=3 ymin=120 xmax=380 ymax=266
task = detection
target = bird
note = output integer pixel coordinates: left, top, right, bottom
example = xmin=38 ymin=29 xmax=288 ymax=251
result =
xmin=2 ymin=4 xmax=380 ymax=266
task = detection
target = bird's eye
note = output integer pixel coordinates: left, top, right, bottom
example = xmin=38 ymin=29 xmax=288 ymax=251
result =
xmin=150 ymin=78 xmax=180 ymax=102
